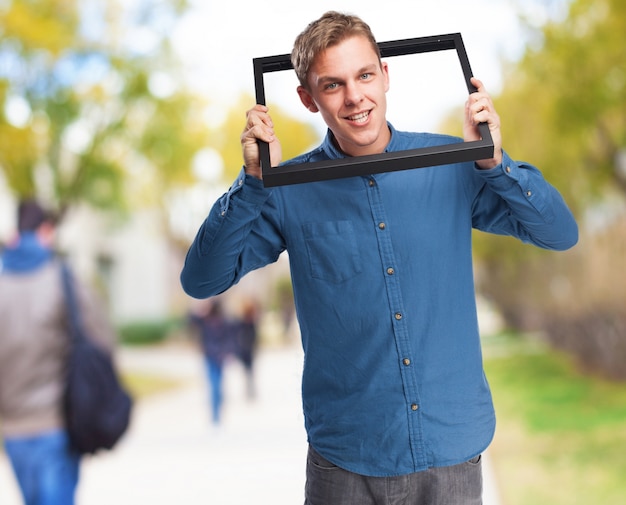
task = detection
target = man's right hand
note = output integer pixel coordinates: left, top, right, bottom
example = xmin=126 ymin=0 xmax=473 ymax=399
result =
xmin=241 ymin=105 xmax=283 ymax=179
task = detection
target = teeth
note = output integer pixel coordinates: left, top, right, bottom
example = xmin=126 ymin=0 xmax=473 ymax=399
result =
xmin=349 ymin=111 xmax=369 ymax=123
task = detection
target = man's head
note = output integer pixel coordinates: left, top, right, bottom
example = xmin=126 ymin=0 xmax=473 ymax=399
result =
xmin=17 ymin=199 xmax=51 ymax=233
xmin=291 ymin=11 xmax=381 ymax=89
xmin=292 ymin=11 xmax=391 ymax=157
xmin=17 ymin=199 xmax=57 ymax=245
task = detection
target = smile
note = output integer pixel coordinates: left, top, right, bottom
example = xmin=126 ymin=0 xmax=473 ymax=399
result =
xmin=346 ymin=111 xmax=370 ymax=123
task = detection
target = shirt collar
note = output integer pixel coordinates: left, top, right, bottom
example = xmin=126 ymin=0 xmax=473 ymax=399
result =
xmin=321 ymin=122 xmax=398 ymax=160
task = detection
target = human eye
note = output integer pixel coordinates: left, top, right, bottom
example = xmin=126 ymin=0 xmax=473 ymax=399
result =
xmin=360 ymin=73 xmax=372 ymax=80
xmin=324 ymin=82 xmax=339 ymax=90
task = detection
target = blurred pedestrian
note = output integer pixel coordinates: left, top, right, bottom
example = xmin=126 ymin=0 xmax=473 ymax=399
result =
xmin=189 ymin=300 xmax=234 ymax=424
xmin=0 ymin=199 xmax=118 ymax=505
xmin=234 ymin=299 xmax=260 ymax=400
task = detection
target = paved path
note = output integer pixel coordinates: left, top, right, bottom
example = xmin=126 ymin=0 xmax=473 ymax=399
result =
xmin=1 ymin=344 xmax=501 ymax=504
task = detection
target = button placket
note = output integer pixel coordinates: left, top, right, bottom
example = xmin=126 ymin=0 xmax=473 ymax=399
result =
xmin=365 ymin=175 xmax=424 ymax=467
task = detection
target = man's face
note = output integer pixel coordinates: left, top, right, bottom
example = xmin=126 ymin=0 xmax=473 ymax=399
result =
xmin=297 ymin=35 xmax=391 ymax=157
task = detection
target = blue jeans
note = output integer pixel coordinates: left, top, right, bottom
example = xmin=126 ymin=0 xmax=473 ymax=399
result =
xmin=3 ymin=429 xmax=80 ymax=505
xmin=305 ymin=445 xmax=483 ymax=505
xmin=204 ymin=357 xmax=224 ymax=424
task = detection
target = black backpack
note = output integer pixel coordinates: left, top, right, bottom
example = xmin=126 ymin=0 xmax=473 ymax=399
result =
xmin=61 ymin=262 xmax=133 ymax=454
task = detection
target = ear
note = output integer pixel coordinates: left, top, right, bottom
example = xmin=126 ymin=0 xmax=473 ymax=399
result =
xmin=297 ymin=86 xmax=319 ymax=113
xmin=381 ymin=61 xmax=390 ymax=93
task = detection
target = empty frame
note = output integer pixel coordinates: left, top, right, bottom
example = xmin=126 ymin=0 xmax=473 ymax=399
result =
xmin=253 ymin=32 xmax=493 ymax=187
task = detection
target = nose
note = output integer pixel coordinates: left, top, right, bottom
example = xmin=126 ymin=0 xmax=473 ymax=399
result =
xmin=344 ymin=81 xmax=364 ymax=106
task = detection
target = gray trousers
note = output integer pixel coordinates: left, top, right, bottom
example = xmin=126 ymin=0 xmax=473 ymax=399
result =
xmin=304 ymin=445 xmax=482 ymax=505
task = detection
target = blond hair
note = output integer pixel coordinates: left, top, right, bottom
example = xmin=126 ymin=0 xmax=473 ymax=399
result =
xmin=291 ymin=11 xmax=381 ymax=88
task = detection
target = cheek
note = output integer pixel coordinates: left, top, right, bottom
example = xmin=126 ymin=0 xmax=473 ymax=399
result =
xmin=317 ymin=98 xmax=341 ymax=120
xmin=319 ymin=109 xmax=338 ymax=127
xmin=376 ymin=88 xmax=388 ymax=111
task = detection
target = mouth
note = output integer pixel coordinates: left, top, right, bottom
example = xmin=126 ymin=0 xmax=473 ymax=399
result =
xmin=345 ymin=110 xmax=370 ymax=124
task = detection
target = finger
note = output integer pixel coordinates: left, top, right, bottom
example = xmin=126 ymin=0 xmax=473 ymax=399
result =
xmin=245 ymin=105 xmax=273 ymax=129
xmin=466 ymin=99 xmax=493 ymax=128
xmin=470 ymin=77 xmax=485 ymax=93
xmin=242 ymin=123 xmax=276 ymax=147
xmin=467 ymin=97 xmax=487 ymax=119
xmin=243 ymin=124 xmax=274 ymax=147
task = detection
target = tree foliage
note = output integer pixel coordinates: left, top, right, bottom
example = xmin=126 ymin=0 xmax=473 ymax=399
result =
xmin=495 ymin=0 xmax=626 ymax=208
xmin=474 ymin=0 xmax=626 ymax=378
xmin=0 ymin=0 xmax=208 ymax=219
xmin=207 ymin=94 xmax=320 ymax=183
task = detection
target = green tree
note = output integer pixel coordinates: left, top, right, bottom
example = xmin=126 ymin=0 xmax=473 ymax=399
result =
xmin=207 ymin=94 xmax=319 ymax=183
xmin=0 ymin=0 xmax=208 ymax=220
xmin=474 ymin=0 xmax=626 ymax=378
xmin=498 ymin=0 xmax=625 ymax=207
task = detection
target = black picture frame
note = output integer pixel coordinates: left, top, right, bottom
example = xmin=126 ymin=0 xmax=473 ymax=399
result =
xmin=253 ymin=32 xmax=493 ymax=187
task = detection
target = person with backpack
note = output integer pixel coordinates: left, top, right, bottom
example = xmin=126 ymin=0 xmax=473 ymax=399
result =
xmin=0 ymin=199 xmax=118 ymax=505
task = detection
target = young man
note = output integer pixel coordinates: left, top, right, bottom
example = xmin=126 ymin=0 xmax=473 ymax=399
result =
xmin=181 ymin=11 xmax=578 ymax=505
xmin=0 ymin=200 xmax=117 ymax=505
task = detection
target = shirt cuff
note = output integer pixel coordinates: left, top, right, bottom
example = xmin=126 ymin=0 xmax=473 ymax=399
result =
xmin=474 ymin=151 xmax=528 ymax=190
xmin=222 ymin=168 xmax=272 ymax=211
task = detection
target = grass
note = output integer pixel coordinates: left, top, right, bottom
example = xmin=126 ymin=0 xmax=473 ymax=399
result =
xmin=122 ymin=371 xmax=186 ymax=399
xmin=483 ymin=333 xmax=626 ymax=505
xmin=118 ymin=318 xmax=185 ymax=346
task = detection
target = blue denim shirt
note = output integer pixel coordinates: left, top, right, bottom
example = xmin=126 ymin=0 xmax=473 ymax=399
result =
xmin=181 ymin=124 xmax=578 ymax=477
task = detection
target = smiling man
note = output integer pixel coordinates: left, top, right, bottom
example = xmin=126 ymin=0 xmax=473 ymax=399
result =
xmin=295 ymin=34 xmax=391 ymax=157
xmin=181 ymin=10 xmax=578 ymax=505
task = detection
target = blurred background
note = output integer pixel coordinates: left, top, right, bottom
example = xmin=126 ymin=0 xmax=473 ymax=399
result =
xmin=1 ymin=0 xmax=625 ymax=504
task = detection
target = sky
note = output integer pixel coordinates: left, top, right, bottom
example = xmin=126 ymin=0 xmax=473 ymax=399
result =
xmin=170 ymin=0 xmax=528 ymax=134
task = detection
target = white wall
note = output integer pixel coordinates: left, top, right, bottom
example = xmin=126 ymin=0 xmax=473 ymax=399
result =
xmin=108 ymin=210 xmax=172 ymax=323
xmin=1 ymin=187 xmax=176 ymax=324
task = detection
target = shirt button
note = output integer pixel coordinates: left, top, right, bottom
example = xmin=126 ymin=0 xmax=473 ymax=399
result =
xmin=505 ymin=166 xmax=511 ymax=173
xmin=403 ymin=358 xmax=411 ymax=366
xmin=526 ymin=190 xmax=532 ymax=197
xmin=369 ymin=179 xmax=375 ymax=187
xmin=411 ymin=404 xmax=419 ymax=411
xmin=378 ymin=222 xmax=386 ymax=230
xmin=387 ymin=267 xmax=395 ymax=275
xmin=394 ymin=312 xmax=402 ymax=320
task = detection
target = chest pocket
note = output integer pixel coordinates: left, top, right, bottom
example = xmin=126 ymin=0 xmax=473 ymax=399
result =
xmin=303 ymin=221 xmax=363 ymax=283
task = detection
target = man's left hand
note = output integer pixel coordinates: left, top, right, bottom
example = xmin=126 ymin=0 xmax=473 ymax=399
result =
xmin=464 ymin=77 xmax=503 ymax=169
